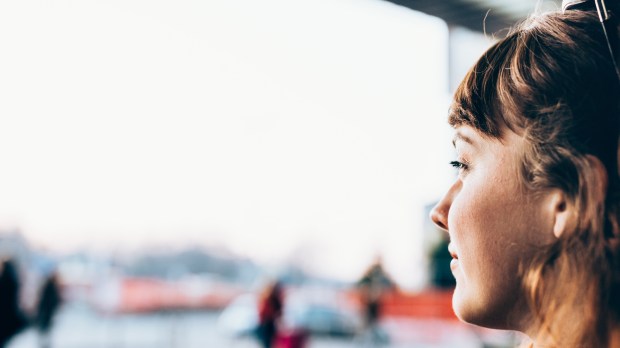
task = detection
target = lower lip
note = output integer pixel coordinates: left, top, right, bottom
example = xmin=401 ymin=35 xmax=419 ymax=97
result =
xmin=450 ymin=259 xmax=459 ymax=271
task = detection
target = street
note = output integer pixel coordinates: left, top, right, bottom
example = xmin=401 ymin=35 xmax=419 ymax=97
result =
xmin=7 ymin=304 xmax=515 ymax=348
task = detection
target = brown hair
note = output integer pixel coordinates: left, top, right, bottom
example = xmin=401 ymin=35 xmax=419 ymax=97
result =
xmin=449 ymin=10 xmax=620 ymax=347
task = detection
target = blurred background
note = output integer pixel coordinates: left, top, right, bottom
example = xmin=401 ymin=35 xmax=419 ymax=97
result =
xmin=0 ymin=0 xmax=559 ymax=347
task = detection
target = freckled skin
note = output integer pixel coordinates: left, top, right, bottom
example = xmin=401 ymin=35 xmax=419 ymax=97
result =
xmin=431 ymin=126 xmax=555 ymax=331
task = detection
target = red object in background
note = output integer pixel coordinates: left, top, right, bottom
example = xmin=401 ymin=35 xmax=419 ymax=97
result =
xmin=275 ymin=329 xmax=308 ymax=348
xmin=346 ymin=289 xmax=457 ymax=321
xmin=110 ymin=276 xmax=456 ymax=323
xmin=116 ymin=277 xmax=244 ymax=313
xmin=382 ymin=290 xmax=456 ymax=320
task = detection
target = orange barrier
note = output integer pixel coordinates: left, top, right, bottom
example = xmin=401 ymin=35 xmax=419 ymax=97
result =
xmin=109 ymin=277 xmax=456 ymax=321
xmin=346 ymin=289 xmax=457 ymax=321
xmin=117 ymin=277 xmax=244 ymax=313
xmin=383 ymin=290 xmax=456 ymax=320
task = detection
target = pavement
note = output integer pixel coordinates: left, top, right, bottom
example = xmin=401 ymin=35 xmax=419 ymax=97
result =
xmin=7 ymin=304 xmax=518 ymax=348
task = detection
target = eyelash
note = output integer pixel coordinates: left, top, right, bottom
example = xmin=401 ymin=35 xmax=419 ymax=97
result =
xmin=450 ymin=160 xmax=469 ymax=172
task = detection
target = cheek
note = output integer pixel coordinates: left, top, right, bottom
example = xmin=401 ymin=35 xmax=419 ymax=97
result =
xmin=448 ymin=179 xmax=534 ymax=327
xmin=450 ymin=191 xmax=500 ymax=272
xmin=449 ymin=179 xmax=527 ymax=284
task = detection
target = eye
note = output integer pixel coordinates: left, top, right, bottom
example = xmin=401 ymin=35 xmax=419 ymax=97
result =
xmin=450 ymin=160 xmax=469 ymax=172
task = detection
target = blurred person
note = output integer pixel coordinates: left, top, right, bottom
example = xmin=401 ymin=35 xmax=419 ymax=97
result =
xmin=275 ymin=329 xmax=308 ymax=348
xmin=255 ymin=281 xmax=283 ymax=348
xmin=35 ymin=270 xmax=62 ymax=348
xmin=430 ymin=1 xmax=620 ymax=347
xmin=0 ymin=259 xmax=28 ymax=348
xmin=356 ymin=259 xmax=395 ymax=346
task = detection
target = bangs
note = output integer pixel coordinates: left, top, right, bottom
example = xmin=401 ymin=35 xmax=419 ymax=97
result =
xmin=448 ymin=13 xmax=573 ymax=138
xmin=448 ymin=34 xmax=521 ymax=138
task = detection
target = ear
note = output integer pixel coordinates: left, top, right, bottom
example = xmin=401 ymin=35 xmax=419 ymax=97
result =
xmin=547 ymin=189 xmax=572 ymax=239
xmin=548 ymin=155 xmax=608 ymax=239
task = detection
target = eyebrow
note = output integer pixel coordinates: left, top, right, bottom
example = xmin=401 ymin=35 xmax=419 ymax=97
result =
xmin=452 ymin=132 xmax=476 ymax=148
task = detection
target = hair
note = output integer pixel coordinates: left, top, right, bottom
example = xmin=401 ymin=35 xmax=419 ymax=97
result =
xmin=448 ymin=9 xmax=620 ymax=348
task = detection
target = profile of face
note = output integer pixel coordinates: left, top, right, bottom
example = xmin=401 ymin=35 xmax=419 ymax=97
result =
xmin=431 ymin=125 xmax=558 ymax=330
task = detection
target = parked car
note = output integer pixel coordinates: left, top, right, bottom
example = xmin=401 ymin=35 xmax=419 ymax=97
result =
xmin=216 ymin=293 xmax=259 ymax=337
xmin=285 ymin=302 xmax=360 ymax=337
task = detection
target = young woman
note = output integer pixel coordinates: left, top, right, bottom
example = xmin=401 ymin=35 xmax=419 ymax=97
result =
xmin=430 ymin=2 xmax=620 ymax=347
xmin=256 ymin=281 xmax=283 ymax=348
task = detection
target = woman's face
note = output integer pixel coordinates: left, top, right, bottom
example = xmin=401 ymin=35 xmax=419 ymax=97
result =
xmin=431 ymin=125 xmax=555 ymax=330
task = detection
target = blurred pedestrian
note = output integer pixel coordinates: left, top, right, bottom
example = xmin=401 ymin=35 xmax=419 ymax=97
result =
xmin=0 ymin=259 xmax=28 ymax=348
xmin=255 ymin=281 xmax=283 ymax=348
xmin=35 ymin=270 xmax=62 ymax=348
xmin=356 ymin=258 xmax=395 ymax=346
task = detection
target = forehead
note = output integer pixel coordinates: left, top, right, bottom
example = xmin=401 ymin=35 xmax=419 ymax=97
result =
xmin=452 ymin=125 xmax=525 ymax=154
xmin=452 ymin=126 xmax=487 ymax=150
xmin=452 ymin=128 xmax=477 ymax=148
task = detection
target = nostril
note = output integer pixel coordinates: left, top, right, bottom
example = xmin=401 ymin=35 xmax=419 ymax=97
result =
xmin=430 ymin=205 xmax=448 ymax=231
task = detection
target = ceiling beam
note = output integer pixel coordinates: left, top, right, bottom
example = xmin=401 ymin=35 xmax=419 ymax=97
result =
xmin=383 ymin=0 xmax=518 ymax=35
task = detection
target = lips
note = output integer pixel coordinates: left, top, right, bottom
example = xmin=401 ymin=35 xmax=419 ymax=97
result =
xmin=448 ymin=243 xmax=460 ymax=272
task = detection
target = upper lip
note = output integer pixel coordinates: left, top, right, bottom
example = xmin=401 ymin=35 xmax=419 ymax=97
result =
xmin=448 ymin=243 xmax=458 ymax=259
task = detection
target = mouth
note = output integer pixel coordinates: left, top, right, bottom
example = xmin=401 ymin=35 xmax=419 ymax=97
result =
xmin=448 ymin=243 xmax=460 ymax=272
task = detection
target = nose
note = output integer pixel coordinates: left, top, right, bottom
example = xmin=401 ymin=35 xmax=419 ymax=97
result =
xmin=430 ymin=183 xmax=457 ymax=232
xmin=430 ymin=200 xmax=449 ymax=231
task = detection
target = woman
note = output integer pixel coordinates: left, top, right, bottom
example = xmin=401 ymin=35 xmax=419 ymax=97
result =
xmin=256 ymin=281 xmax=283 ymax=348
xmin=430 ymin=2 xmax=620 ymax=347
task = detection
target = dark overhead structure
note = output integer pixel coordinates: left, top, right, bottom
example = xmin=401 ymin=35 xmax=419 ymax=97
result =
xmin=383 ymin=0 xmax=561 ymax=35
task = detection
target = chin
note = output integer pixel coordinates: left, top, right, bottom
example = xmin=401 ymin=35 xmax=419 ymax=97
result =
xmin=451 ymin=284 xmax=517 ymax=330
xmin=451 ymin=285 xmax=477 ymax=323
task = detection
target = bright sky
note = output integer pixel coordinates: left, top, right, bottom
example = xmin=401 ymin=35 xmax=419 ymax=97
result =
xmin=0 ymin=0 xmax=459 ymax=288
